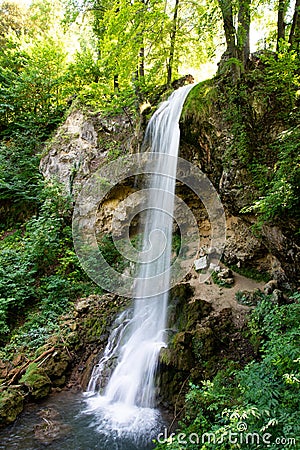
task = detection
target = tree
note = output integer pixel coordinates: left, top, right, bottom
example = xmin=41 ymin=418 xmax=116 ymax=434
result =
xmin=277 ymin=0 xmax=288 ymax=51
xmin=0 ymin=1 xmax=28 ymax=47
xmin=0 ymin=36 xmax=67 ymax=130
xmin=237 ymin=0 xmax=251 ymax=65
xmin=289 ymin=0 xmax=300 ymax=53
xmin=218 ymin=0 xmax=236 ymax=58
xmin=167 ymin=0 xmax=180 ymax=85
xmin=217 ymin=0 xmax=251 ymax=75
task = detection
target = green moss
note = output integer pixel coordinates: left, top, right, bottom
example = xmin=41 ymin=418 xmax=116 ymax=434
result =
xmin=83 ymin=317 xmax=105 ymax=342
xmin=0 ymin=388 xmax=24 ymax=425
xmin=20 ymin=363 xmax=51 ymax=399
xmin=229 ymin=264 xmax=271 ymax=282
xmin=159 ymin=348 xmax=173 ymax=366
xmin=182 ymin=80 xmax=218 ymax=124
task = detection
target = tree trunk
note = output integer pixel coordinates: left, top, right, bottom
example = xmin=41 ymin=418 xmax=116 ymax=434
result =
xmin=289 ymin=0 xmax=300 ymax=53
xmin=218 ymin=0 xmax=236 ymax=57
xmin=218 ymin=0 xmax=241 ymax=81
xmin=134 ymin=46 xmax=145 ymax=106
xmin=113 ymin=74 xmax=119 ymax=91
xmin=277 ymin=0 xmax=286 ymax=51
xmin=139 ymin=46 xmax=145 ymax=79
xmin=237 ymin=0 xmax=250 ymax=66
xmin=167 ymin=0 xmax=179 ymax=85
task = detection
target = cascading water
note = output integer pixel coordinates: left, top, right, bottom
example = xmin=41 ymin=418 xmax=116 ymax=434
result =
xmin=84 ymin=84 xmax=194 ymax=445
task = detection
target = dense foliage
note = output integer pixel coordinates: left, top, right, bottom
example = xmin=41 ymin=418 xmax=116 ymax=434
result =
xmin=229 ymin=44 xmax=300 ymax=224
xmin=155 ymin=294 xmax=300 ymax=449
xmin=0 ymin=182 xmax=100 ymax=353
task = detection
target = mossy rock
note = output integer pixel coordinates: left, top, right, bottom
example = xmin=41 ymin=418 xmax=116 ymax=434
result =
xmin=192 ymin=326 xmax=215 ymax=360
xmin=172 ymin=297 xmax=213 ymax=332
xmin=160 ymin=332 xmax=195 ymax=371
xmin=159 ymin=348 xmax=173 ymax=366
xmin=0 ymin=388 xmax=24 ymax=426
xmin=42 ymin=350 xmax=71 ymax=381
xmin=20 ymin=363 xmax=51 ymax=400
xmin=82 ymin=316 xmax=105 ymax=343
xmin=65 ymin=331 xmax=80 ymax=347
xmin=185 ymin=300 xmax=213 ymax=330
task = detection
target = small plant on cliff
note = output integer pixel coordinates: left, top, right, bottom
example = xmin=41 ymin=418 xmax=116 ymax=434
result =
xmin=211 ymin=271 xmax=232 ymax=288
xmin=243 ymin=125 xmax=300 ymax=223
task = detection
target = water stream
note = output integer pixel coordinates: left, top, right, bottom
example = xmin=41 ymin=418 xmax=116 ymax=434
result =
xmin=84 ymin=84 xmax=194 ymax=445
xmin=0 ymin=391 xmax=161 ymax=450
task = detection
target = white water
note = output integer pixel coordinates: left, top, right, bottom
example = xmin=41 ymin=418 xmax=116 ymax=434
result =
xmin=84 ymin=84 xmax=194 ymax=440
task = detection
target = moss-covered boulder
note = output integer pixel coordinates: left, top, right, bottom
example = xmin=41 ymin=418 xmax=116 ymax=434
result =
xmin=0 ymin=387 xmax=24 ymax=426
xmin=42 ymin=350 xmax=71 ymax=387
xmin=20 ymin=363 xmax=51 ymax=399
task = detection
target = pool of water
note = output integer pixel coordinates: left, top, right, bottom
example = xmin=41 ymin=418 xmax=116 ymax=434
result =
xmin=0 ymin=390 xmax=165 ymax=450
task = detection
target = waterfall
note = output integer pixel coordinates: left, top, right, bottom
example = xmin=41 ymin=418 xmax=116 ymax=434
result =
xmin=84 ymin=84 xmax=194 ymax=441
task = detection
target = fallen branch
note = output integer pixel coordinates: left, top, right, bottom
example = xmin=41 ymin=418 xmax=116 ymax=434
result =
xmin=59 ymin=334 xmax=72 ymax=359
xmin=7 ymin=346 xmax=55 ymax=386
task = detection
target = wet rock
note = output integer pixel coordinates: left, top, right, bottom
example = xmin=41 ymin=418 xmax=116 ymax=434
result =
xmin=160 ymin=333 xmax=194 ymax=372
xmin=0 ymin=388 xmax=24 ymax=426
xmin=34 ymin=407 xmax=71 ymax=444
xmin=193 ymin=325 xmax=215 ymax=359
xmin=43 ymin=350 xmax=71 ymax=385
xmin=20 ymin=365 xmax=52 ymax=400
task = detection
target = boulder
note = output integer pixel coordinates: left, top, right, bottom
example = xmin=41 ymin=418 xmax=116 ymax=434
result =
xmin=0 ymin=388 xmax=24 ymax=426
xmin=194 ymin=256 xmax=208 ymax=271
xmin=20 ymin=364 xmax=52 ymax=400
xmin=264 ymin=279 xmax=278 ymax=294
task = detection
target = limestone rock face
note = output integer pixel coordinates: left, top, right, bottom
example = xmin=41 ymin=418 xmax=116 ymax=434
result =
xmin=261 ymin=225 xmax=300 ymax=287
xmin=224 ymin=216 xmax=266 ymax=265
xmin=219 ymin=166 xmax=255 ymax=213
xmin=39 ymin=101 xmax=296 ymax=286
xmin=179 ymin=87 xmax=299 ymax=288
xmin=40 ymin=110 xmax=99 ymax=194
xmin=40 ymin=109 xmax=134 ymax=197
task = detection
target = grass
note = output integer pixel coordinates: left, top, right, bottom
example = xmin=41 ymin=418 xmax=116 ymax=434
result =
xmin=181 ymin=79 xmax=218 ymax=124
xmin=229 ymin=265 xmax=271 ymax=283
